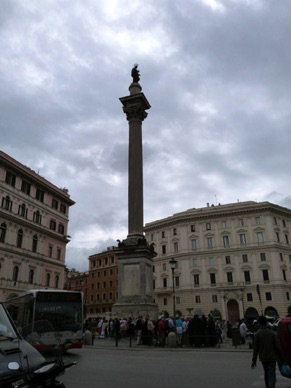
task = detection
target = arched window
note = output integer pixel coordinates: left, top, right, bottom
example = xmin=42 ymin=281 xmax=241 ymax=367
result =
xmin=0 ymin=223 xmax=7 ymax=243
xmin=28 ymin=269 xmax=34 ymax=284
xmin=46 ymin=273 xmax=50 ymax=287
xmin=264 ymin=306 xmax=279 ymax=319
xmin=33 ymin=210 xmax=42 ymax=224
xmin=32 ymin=234 xmax=38 ymax=253
xmin=244 ymin=307 xmax=259 ymax=320
xmin=50 ymin=219 xmax=56 ymax=230
xmin=12 ymin=266 xmax=19 ymax=282
xmin=18 ymin=203 xmax=27 ymax=217
xmin=17 ymin=229 xmax=23 ymax=248
xmin=2 ymin=196 xmax=12 ymax=211
xmin=55 ymin=274 xmax=59 ymax=289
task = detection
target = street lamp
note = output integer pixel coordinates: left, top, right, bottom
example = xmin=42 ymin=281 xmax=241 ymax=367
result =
xmin=169 ymin=258 xmax=177 ymax=318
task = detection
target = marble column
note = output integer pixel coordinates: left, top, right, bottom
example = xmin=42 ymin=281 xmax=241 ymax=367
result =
xmin=112 ymin=80 xmax=158 ymax=319
xmin=120 ymin=82 xmax=150 ymax=239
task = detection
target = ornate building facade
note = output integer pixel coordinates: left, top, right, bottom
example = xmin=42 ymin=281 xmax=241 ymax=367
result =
xmin=0 ymin=151 xmax=75 ymax=301
xmin=144 ymin=201 xmax=291 ymax=323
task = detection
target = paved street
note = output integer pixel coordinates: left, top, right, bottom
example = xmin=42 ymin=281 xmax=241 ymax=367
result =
xmin=55 ymin=340 xmax=291 ymax=388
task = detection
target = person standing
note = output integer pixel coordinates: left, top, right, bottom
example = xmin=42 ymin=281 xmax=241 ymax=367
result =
xmin=240 ymin=318 xmax=247 ymax=344
xmin=114 ymin=318 xmax=121 ymax=341
xmin=175 ymin=316 xmax=183 ymax=346
xmin=251 ymin=315 xmax=285 ymax=388
xmin=91 ymin=322 xmax=97 ymax=345
xmin=146 ymin=317 xmax=155 ymax=345
xmin=100 ymin=319 xmax=107 ymax=339
xmin=135 ymin=316 xmax=143 ymax=345
xmin=157 ymin=315 xmax=166 ymax=346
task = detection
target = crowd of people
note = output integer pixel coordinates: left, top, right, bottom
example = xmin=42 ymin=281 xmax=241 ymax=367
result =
xmin=84 ymin=314 xmax=258 ymax=348
xmin=84 ymin=314 xmax=288 ymax=387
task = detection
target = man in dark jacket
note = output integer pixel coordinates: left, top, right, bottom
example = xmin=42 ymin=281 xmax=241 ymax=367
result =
xmin=251 ymin=315 xmax=284 ymax=388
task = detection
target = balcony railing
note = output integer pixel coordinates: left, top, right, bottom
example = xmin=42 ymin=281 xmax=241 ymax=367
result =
xmin=0 ymin=278 xmax=45 ymax=291
xmin=216 ymin=281 xmax=244 ymax=289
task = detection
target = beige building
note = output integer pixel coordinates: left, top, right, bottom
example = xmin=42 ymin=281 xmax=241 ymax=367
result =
xmin=144 ymin=201 xmax=291 ymax=323
xmin=0 ymin=151 xmax=75 ymax=301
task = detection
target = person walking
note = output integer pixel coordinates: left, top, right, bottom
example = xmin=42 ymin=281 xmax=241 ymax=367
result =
xmin=251 ymin=315 xmax=285 ymax=388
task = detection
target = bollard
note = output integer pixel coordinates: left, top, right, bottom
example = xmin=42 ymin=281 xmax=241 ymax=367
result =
xmin=83 ymin=330 xmax=92 ymax=345
xmin=168 ymin=331 xmax=177 ymax=348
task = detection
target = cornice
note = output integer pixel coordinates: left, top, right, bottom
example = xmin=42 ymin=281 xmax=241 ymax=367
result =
xmin=144 ymin=201 xmax=291 ymax=231
xmin=0 ymin=245 xmax=65 ymax=268
xmin=0 ymin=210 xmax=69 ymax=243
xmin=0 ymin=151 xmax=75 ymax=205
xmin=88 ymin=249 xmax=118 ymax=260
xmin=1 ymin=184 xmax=70 ymax=222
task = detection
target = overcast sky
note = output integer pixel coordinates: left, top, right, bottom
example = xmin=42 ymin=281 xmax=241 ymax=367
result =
xmin=1 ymin=0 xmax=291 ymax=272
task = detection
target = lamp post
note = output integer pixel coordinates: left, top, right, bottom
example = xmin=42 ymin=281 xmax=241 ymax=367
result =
xmin=223 ymin=295 xmax=228 ymax=322
xmin=256 ymin=284 xmax=263 ymax=315
xmin=169 ymin=258 xmax=177 ymax=318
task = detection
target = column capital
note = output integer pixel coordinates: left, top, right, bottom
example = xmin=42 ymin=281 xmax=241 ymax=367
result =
xmin=122 ymin=106 xmax=148 ymax=122
xmin=119 ymin=92 xmax=151 ymax=122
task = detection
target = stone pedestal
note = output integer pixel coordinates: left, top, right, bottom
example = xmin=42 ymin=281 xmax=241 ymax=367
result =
xmin=112 ymin=236 xmax=158 ymax=319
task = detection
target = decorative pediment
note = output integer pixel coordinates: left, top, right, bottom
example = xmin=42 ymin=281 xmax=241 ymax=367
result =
xmin=220 ymin=231 xmax=231 ymax=236
xmin=241 ymin=265 xmax=252 ymax=271
xmin=224 ymin=266 xmax=235 ymax=271
xmin=236 ymin=228 xmax=248 ymax=233
xmin=254 ymin=226 xmax=265 ymax=232
xmin=189 ymin=233 xmax=199 ymax=239
xmin=258 ymin=263 xmax=270 ymax=270
xmin=207 ymin=267 xmax=217 ymax=273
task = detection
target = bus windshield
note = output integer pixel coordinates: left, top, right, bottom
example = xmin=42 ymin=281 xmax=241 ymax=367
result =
xmin=35 ymin=296 xmax=82 ymax=332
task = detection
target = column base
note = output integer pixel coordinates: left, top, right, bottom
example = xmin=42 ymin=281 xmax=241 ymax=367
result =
xmin=112 ymin=301 xmax=159 ymax=320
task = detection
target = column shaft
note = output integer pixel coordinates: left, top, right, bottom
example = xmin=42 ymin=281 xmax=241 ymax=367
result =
xmin=128 ymin=118 xmax=143 ymax=236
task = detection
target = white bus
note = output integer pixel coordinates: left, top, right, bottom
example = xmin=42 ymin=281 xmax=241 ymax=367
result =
xmin=5 ymin=289 xmax=83 ymax=352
